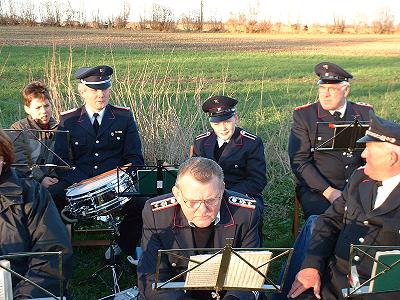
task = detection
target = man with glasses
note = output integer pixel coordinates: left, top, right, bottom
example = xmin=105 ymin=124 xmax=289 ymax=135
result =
xmin=137 ymin=157 xmax=261 ymax=300
xmin=288 ymin=62 xmax=373 ymax=220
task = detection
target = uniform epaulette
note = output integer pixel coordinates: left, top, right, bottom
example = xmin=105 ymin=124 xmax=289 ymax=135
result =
xmin=195 ymin=131 xmax=211 ymax=141
xmin=113 ymin=105 xmax=131 ymax=111
xmin=60 ymin=108 xmax=78 ymax=115
xmin=240 ymin=130 xmax=257 ymax=141
xmin=151 ymin=196 xmax=178 ymax=212
xmin=228 ymin=196 xmax=256 ymax=209
xmin=294 ymin=103 xmax=312 ymax=111
xmin=355 ymin=102 xmax=373 ymax=108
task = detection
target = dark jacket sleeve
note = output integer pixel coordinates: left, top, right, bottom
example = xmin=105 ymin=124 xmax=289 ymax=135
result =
xmin=53 ymin=118 xmax=87 ymax=184
xmin=123 ymin=111 xmax=144 ymax=168
xmin=137 ymin=202 xmax=186 ymax=300
xmin=230 ymin=137 xmax=267 ymax=197
xmin=288 ymin=109 xmax=330 ymax=192
xmin=13 ymin=182 xmax=73 ymax=299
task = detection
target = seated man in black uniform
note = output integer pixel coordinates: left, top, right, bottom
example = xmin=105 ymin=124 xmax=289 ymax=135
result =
xmin=288 ymin=112 xmax=400 ymax=300
xmin=0 ymin=129 xmax=72 ymax=299
xmin=137 ymin=157 xmax=261 ymax=300
xmin=50 ymin=65 xmax=145 ymax=258
xmin=288 ymin=62 xmax=373 ymax=220
xmin=192 ymin=96 xmax=267 ymax=218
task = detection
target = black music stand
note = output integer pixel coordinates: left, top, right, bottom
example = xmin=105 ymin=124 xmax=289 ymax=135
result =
xmin=153 ymin=239 xmax=293 ymax=300
xmin=342 ymin=244 xmax=400 ymax=298
xmin=4 ymin=128 xmax=72 ymax=172
xmin=0 ymin=251 xmax=65 ymax=300
xmin=312 ymin=118 xmax=369 ymax=155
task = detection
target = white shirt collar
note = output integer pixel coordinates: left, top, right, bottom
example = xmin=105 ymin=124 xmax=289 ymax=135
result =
xmin=217 ymin=136 xmax=229 ymax=148
xmin=374 ymin=173 xmax=400 ymax=209
xmin=189 ymin=211 xmax=221 ymax=227
xmin=329 ymin=100 xmax=347 ymax=118
xmin=85 ymin=105 xmax=106 ymax=125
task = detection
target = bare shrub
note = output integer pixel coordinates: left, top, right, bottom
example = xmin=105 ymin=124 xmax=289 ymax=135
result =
xmin=225 ymin=13 xmax=247 ymax=33
xmin=112 ymin=0 xmax=130 ymax=29
xmin=372 ymin=8 xmax=395 ymax=34
xmin=332 ymin=15 xmax=346 ymax=33
xmin=256 ymin=20 xmax=273 ymax=33
xmin=180 ymin=12 xmax=202 ymax=31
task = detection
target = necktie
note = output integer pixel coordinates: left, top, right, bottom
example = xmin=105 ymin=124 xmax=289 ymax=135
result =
xmin=93 ymin=113 xmax=100 ymax=135
xmin=371 ymin=181 xmax=382 ymax=209
xmin=214 ymin=142 xmax=227 ymax=161
xmin=333 ymin=111 xmax=341 ymax=120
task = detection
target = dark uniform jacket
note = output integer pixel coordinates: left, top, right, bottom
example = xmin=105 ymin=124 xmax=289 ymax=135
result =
xmin=301 ymin=168 xmax=400 ymax=300
xmin=0 ymin=168 xmax=73 ymax=299
xmin=54 ymin=104 xmax=144 ymax=184
xmin=288 ymin=101 xmax=373 ymax=193
xmin=192 ymin=127 xmax=267 ymax=199
xmin=10 ymin=116 xmax=58 ymax=182
xmin=137 ymin=190 xmax=261 ymax=300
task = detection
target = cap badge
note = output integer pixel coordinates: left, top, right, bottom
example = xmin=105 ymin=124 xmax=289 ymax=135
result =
xmin=325 ymin=72 xmax=329 ymax=76
xmin=217 ymin=107 xmax=222 ymax=111
xmin=214 ymin=99 xmax=219 ymax=103
xmin=323 ymin=64 xmax=329 ymax=70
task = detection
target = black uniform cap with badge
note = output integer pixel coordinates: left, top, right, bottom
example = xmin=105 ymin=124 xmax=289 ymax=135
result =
xmin=357 ymin=111 xmax=400 ymax=146
xmin=75 ymin=65 xmax=113 ymax=90
xmin=315 ymin=62 xmax=353 ymax=84
xmin=202 ymin=96 xmax=238 ymax=122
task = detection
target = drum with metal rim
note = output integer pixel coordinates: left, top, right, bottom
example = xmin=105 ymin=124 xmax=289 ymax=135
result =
xmin=65 ymin=167 xmax=136 ymax=219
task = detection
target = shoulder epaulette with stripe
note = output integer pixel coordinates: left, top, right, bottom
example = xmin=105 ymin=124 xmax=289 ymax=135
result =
xmin=195 ymin=131 xmax=211 ymax=141
xmin=355 ymin=102 xmax=373 ymax=108
xmin=294 ymin=103 xmax=313 ymax=111
xmin=240 ymin=130 xmax=257 ymax=141
xmin=60 ymin=108 xmax=78 ymax=115
xmin=151 ymin=196 xmax=178 ymax=212
xmin=228 ymin=196 xmax=256 ymax=209
xmin=112 ymin=105 xmax=131 ymax=111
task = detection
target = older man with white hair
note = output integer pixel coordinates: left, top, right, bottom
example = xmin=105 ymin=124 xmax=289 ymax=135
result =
xmin=288 ymin=111 xmax=400 ymax=300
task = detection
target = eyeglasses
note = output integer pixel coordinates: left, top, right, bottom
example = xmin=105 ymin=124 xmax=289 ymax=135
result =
xmin=318 ymin=86 xmax=344 ymax=94
xmin=179 ymin=190 xmax=223 ymax=210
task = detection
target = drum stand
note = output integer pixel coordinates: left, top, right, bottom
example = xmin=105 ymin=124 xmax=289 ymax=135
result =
xmin=90 ymin=214 xmax=122 ymax=294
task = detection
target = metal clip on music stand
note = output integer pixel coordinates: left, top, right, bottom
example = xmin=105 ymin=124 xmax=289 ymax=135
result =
xmin=153 ymin=238 xmax=293 ymax=300
xmin=312 ymin=117 xmax=370 ymax=155
xmin=0 ymin=251 xmax=65 ymax=300
xmin=342 ymin=244 xmax=400 ymax=298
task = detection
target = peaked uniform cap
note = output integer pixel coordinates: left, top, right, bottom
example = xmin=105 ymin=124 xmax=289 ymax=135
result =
xmin=75 ymin=65 xmax=113 ymax=90
xmin=357 ymin=110 xmax=400 ymax=146
xmin=315 ymin=62 xmax=353 ymax=84
xmin=202 ymin=96 xmax=238 ymax=122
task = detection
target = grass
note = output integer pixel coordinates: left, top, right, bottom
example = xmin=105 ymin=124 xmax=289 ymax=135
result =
xmin=1 ymin=28 xmax=399 ymax=299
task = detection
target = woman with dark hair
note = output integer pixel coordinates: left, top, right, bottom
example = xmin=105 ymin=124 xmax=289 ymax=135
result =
xmin=0 ymin=129 xmax=72 ymax=299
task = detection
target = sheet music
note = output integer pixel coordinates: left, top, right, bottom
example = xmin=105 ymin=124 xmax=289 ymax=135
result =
xmin=184 ymin=251 xmax=272 ymax=289
xmin=0 ymin=260 xmax=13 ymax=300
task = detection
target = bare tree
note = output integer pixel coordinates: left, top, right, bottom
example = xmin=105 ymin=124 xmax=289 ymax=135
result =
xmin=372 ymin=8 xmax=395 ymax=34
xmin=112 ymin=0 xmax=130 ymax=29
xmin=19 ymin=0 xmax=37 ymax=26
xmin=40 ymin=0 xmax=63 ymax=26
xmin=150 ymin=3 xmax=175 ymax=31
xmin=331 ymin=15 xmax=346 ymax=33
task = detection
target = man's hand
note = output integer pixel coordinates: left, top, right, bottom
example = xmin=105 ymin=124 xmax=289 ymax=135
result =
xmin=288 ymin=268 xmax=321 ymax=299
xmin=322 ymin=186 xmax=342 ymax=203
xmin=41 ymin=176 xmax=59 ymax=188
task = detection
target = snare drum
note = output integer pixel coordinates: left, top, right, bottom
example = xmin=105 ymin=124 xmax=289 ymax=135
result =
xmin=65 ymin=168 xmax=136 ymax=219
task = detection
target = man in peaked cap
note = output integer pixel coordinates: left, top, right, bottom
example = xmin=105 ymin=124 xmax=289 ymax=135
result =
xmin=288 ymin=111 xmax=400 ymax=300
xmin=49 ymin=65 xmax=145 ymax=259
xmin=137 ymin=157 xmax=261 ymax=300
xmin=288 ymin=61 xmax=374 ymax=221
xmin=192 ymin=95 xmax=267 ymax=223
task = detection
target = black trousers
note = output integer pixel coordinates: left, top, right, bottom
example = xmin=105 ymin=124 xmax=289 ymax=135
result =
xmin=296 ymin=185 xmax=331 ymax=221
xmin=115 ymin=196 xmax=148 ymax=256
